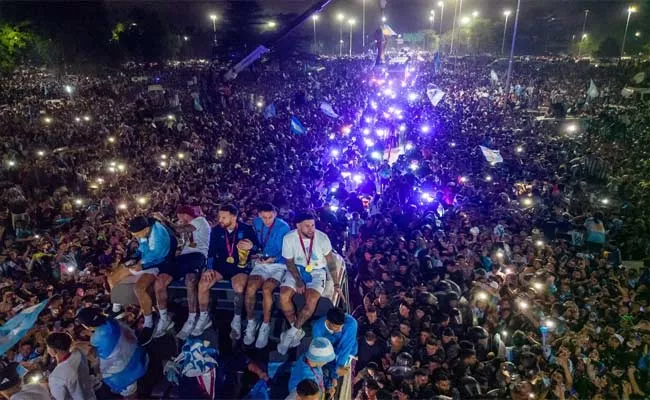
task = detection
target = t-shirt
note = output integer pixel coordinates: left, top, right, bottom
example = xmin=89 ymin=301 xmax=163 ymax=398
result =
xmin=180 ymin=216 xmax=211 ymax=257
xmin=584 ymin=218 xmax=606 ymax=244
xmin=282 ymin=230 xmax=332 ymax=270
xmin=48 ymin=350 xmax=97 ymax=400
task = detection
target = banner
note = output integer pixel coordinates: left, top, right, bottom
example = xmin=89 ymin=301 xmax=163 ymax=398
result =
xmin=587 ymin=79 xmax=599 ymax=99
xmin=479 ymin=146 xmax=504 ymax=164
xmin=426 ymin=88 xmax=446 ymax=107
xmin=320 ymin=102 xmax=339 ymax=118
xmin=264 ymin=103 xmax=276 ymax=119
xmin=0 ymin=300 xmax=48 ymax=356
xmin=290 ymin=116 xmax=307 ymax=135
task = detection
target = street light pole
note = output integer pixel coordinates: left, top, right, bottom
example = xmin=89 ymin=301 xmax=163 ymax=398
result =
xmin=349 ymin=19 xmax=356 ymax=57
xmin=504 ymin=0 xmax=521 ymax=99
xmin=312 ymin=15 xmax=318 ymax=50
xmin=430 ymin=10 xmax=436 ymax=30
xmin=621 ymin=6 xmax=636 ymax=59
xmin=578 ymin=9 xmax=589 ymax=57
xmin=450 ymin=0 xmax=458 ymax=53
xmin=337 ymin=13 xmax=345 ymax=57
xmin=362 ymin=0 xmax=366 ymax=49
xmin=209 ymin=14 xmax=217 ymax=46
xmin=501 ymin=10 xmax=511 ymax=55
xmin=438 ymin=1 xmax=445 ymax=36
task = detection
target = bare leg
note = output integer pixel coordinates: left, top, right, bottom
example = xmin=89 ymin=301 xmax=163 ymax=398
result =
xmin=261 ymin=279 xmax=279 ymax=323
xmin=154 ymin=274 xmax=173 ymax=311
xmin=185 ymin=273 xmax=198 ymax=314
xmin=198 ymin=271 xmax=222 ymax=312
xmin=231 ymin=273 xmax=249 ymax=317
xmin=295 ymin=289 xmax=320 ymax=329
xmin=245 ymin=275 xmax=264 ymax=319
xmin=134 ymin=274 xmax=157 ymax=316
xmin=279 ymin=287 xmax=296 ymax=326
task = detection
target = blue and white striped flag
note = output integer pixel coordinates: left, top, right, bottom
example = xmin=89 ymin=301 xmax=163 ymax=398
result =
xmin=264 ymin=103 xmax=276 ymax=119
xmin=479 ymin=145 xmax=504 ymax=164
xmin=290 ymin=116 xmax=307 ymax=135
xmin=0 ymin=300 xmax=48 ymax=356
xmin=320 ymin=102 xmax=339 ymax=118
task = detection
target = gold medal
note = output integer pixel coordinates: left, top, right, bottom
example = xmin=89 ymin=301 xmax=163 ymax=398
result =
xmin=306 ymin=264 xmax=313 ymax=273
xmin=226 ymin=256 xmax=235 ymax=264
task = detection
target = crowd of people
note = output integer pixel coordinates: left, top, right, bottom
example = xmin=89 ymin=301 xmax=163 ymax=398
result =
xmin=0 ymin=46 xmax=649 ymax=400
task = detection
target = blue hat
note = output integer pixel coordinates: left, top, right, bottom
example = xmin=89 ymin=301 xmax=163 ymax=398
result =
xmin=306 ymin=337 xmax=335 ymax=364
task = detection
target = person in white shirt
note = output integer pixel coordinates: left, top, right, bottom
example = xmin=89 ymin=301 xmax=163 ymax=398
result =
xmin=151 ymin=206 xmax=211 ymax=339
xmin=46 ymin=332 xmax=97 ymax=400
xmin=0 ymin=362 xmax=50 ymax=400
xmin=277 ymin=212 xmax=340 ymax=355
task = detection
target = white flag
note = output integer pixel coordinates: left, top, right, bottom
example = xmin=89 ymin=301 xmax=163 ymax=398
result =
xmin=621 ymin=87 xmax=634 ymax=98
xmin=479 ymin=146 xmax=504 ymax=164
xmin=320 ymin=102 xmax=339 ymax=118
xmin=426 ymin=88 xmax=446 ymax=107
xmin=490 ymin=69 xmax=499 ymax=82
xmin=632 ymin=72 xmax=645 ymax=84
xmin=587 ymin=79 xmax=599 ymax=99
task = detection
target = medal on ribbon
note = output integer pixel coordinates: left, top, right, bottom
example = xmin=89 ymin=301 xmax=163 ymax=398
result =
xmin=299 ymin=233 xmax=314 ymax=274
xmin=225 ymin=226 xmax=237 ymax=264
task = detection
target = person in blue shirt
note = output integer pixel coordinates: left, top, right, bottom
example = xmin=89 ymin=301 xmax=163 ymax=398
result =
xmin=311 ymin=307 xmax=358 ymax=383
xmin=244 ymin=203 xmax=291 ymax=349
xmin=287 ymin=337 xmax=335 ymax=400
xmin=107 ymin=216 xmax=175 ymax=345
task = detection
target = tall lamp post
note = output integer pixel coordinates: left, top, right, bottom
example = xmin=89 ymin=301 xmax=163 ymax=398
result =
xmin=450 ymin=0 xmax=458 ymax=53
xmin=501 ymin=10 xmax=511 ymax=55
xmin=504 ymin=0 xmax=521 ymax=98
xmin=621 ymin=6 xmax=637 ymax=59
xmin=430 ymin=10 xmax=436 ymax=30
xmin=312 ymin=14 xmax=319 ymax=50
xmin=348 ymin=19 xmax=356 ymax=57
xmin=337 ymin=13 xmax=345 ymax=57
xmin=209 ymin=14 xmax=217 ymax=45
xmin=438 ymin=1 xmax=445 ymax=35
xmin=362 ymin=0 xmax=366 ymax=49
xmin=578 ymin=9 xmax=589 ymax=57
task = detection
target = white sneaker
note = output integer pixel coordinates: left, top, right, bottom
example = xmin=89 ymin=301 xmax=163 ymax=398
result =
xmin=255 ymin=322 xmax=271 ymax=349
xmin=277 ymin=331 xmax=291 ymax=355
xmin=243 ymin=320 xmax=258 ymax=346
xmin=289 ymin=328 xmax=305 ymax=348
xmin=176 ymin=316 xmax=197 ymax=340
xmin=191 ymin=314 xmax=212 ymax=337
xmin=153 ymin=316 xmax=174 ymax=339
xmin=230 ymin=315 xmax=242 ymax=340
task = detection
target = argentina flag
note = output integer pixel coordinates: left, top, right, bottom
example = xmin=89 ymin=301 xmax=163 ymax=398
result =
xmin=290 ymin=116 xmax=307 ymax=135
xmin=92 ymin=319 xmax=149 ymax=395
xmin=264 ymin=103 xmax=276 ymax=119
xmin=0 ymin=300 xmax=48 ymax=356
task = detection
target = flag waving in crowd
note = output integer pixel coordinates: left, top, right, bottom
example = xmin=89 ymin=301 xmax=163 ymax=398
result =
xmin=290 ymin=116 xmax=307 ymax=135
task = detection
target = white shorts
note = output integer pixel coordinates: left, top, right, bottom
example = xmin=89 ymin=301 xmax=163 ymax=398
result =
xmin=281 ymin=268 xmax=327 ymax=295
xmin=250 ymin=262 xmax=286 ymax=282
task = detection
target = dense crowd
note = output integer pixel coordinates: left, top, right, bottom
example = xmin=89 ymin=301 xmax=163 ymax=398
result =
xmin=0 ymin=50 xmax=649 ymax=400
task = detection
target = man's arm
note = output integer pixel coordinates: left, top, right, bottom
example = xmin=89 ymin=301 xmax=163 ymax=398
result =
xmin=325 ymin=252 xmax=339 ymax=289
xmin=152 ymin=212 xmax=196 ymax=233
xmin=286 ymin=258 xmax=302 ymax=283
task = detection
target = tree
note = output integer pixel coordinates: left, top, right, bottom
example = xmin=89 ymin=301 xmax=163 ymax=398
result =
xmin=0 ymin=23 xmax=33 ymax=73
xmin=570 ymin=36 xmax=598 ymax=57
xmin=596 ymin=37 xmax=620 ymax=58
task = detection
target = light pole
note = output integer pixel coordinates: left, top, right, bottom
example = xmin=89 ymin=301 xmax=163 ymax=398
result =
xmin=501 ymin=10 xmax=511 ymax=55
xmin=578 ymin=9 xmax=589 ymax=57
xmin=438 ymin=1 xmax=444 ymax=35
xmin=621 ymin=6 xmax=637 ymax=59
xmin=312 ymin=15 xmax=319 ymax=50
xmin=362 ymin=0 xmax=366 ymax=49
xmin=348 ymin=19 xmax=356 ymax=57
xmin=337 ymin=13 xmax=345 ymax=57
xmin=209 ymin=14 xmax=217 ymax=45
xmin=450 ymin=0 xmax=458 ymax=53
xmin=504 ymin=0 xmax=521 ymax=98
xmin=430 ymin=10 xmax=436 ymax=30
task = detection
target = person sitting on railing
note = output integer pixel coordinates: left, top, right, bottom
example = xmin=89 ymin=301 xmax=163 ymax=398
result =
xmin=192 ymin=204 xmax=258 ymax=339
xmin=311 ymin=307 xmax=358 ymax=384
xmin=286 ymin=337 xmax=336 ymax=400
xmin=150 ymin=206 xmax=211 ymax=340
xmin=277 ymin=212 xmax=341 ymax=355
xmin=243 ymin=203 xmax=291 ymax=348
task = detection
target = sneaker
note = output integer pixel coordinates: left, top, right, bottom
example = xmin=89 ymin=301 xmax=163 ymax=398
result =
xmin=277 ymin=331 xmax=291 ymax=355
xmin=138 ymin=326 xmax=154 ymax=346
xmin=289 ymin=328 xmax=305 ymax=348
xmin=177 ymin=316 xmax=197 ymax=341
xmin=230 ymin=315 xmax=242 ymax=341
xmin=153 ymin=316 xmax=174 ymax=339
xmin=243 ymin=320 xmax=258 ymax=346
xmin=255 ymin=322 xmax=271 ymax=349
xmin=191 ymin=314 xmax=212 ymax=337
